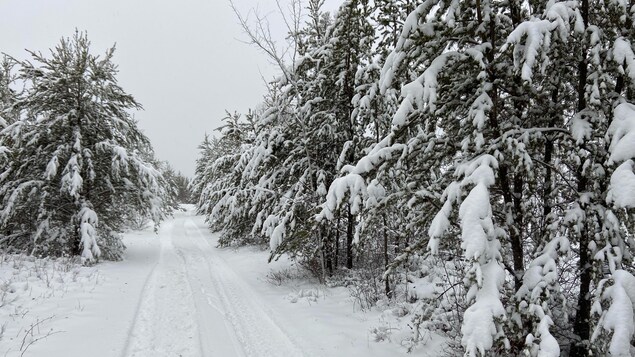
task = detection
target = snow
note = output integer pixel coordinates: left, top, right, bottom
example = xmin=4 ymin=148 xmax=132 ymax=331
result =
xmin=365 ymin=179 xmax=386 ymax=208
xmin=437 ymin=155 xmax=507 ymax=356
xmin=600 ymin=270 xmax=635 ymax=356
xmin=459 ymin=182 xmax=493 ymax=261
xmin=504 ymin=18 xmax=553 ymax=81
xmin=1 ymin=206 xmax=440 ymax=356
xmin=606 ymin=103 xmax=635 ymax=208
xmin=0 ymin=253 xmax=103 ymax=357
xmin=516 ymin=236 xmax=569 ymax=357
xmin=0 ymin=180 xmax=43 ymax=226
xmin=570 ymin=113 xmax=592 ymax=144
xmin=469 ymin=91 xmax=492 ymax=132
xmin=60 ymin=154 xmax=83 ymax=198
xmin=443 ymin=0 xmax=461 ymax=28
xmin=607 ymin=160 xmax=635 ymax=208
xmin=392 ymin=83 xmax=417 ymax=128
xmin=427 ymin=182 xmax=460 ymax=254
xmin=608 ymin=103 xmax=635 ymax=164
xmin=613 ymin=37 xmax=635 ymax=85
xmin=346 ymin=141 xmax=406 ymax=176
xmin=504 ymin=2 xmax=583 ymax=82
xmin=317 ymin=174 xmax=367 ymax=221
xmin=380 ymin=0 xmax=437 ymax=93
xmin=44 ymin=155 xmax=58 ymax=180
xmin=461 ymin=259 xmax=506 ymax=356
xmin=78 ymin=205 xmax=100 ymax=262
xmin=268 ymin=214 xmax=288 ymax=252
xmin=417 ymin=52 xmax=460 ymax=113
xmin=528 ymin=310 xmax=559 ymax=357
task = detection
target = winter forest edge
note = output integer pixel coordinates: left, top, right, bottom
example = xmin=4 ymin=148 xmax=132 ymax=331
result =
xmin=3 ymin=0 xmax=635 ymax=356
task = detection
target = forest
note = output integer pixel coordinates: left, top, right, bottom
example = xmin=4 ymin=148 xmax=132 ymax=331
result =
xmin=2 ymin=0 xmax=635 ymax=356
xmin=191 ymin=0 xmax=635 ymax=356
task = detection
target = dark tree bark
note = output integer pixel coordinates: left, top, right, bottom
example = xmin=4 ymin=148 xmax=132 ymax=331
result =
xmin=346 ymin=207 xmax=354 ymax=269
xmin=571 ymin=2 xmax=592 ymax=354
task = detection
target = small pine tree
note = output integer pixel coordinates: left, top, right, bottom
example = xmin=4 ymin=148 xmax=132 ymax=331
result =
xmin=0 ymin=32 xmax=167 ymax=262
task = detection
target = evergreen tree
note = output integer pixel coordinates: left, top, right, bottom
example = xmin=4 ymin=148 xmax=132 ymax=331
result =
xmin=321 ymin=0 xmax=635 ymax=355
xmin=0 ymin=32 xmax=167 ymax=262
xmin=194 ymin=1 xmax=635 ymax=354
xmin=193 ymin=111 xmax=260 ymax=245
xmin=173 ymin=172 xmax=193 ymax=204
xmin=0 ymin=56 xmax=19 ymax=128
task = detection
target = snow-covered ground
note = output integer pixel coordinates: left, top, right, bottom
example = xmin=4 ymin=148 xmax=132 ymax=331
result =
xmin=1 ymin=206 xmax=443 ymax=356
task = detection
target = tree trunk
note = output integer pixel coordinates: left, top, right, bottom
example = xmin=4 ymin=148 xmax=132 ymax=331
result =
xmin=346 ymin=206 xmax=354 ymax=269
xmin=571 ymin=171 xmax=591 ymax=356
xmin=383 ymin=215 xmax=391 ymax=298
xmin=335 ymin=214 xmax=340 ymax=269
xmin=571 ymin=3 xmax=592 ymax=353
xmin=325 ymin=228 xmax=333 ymax=276
xmin=542 ymin=86 xmax=559 ymax=227
xmin=485 ymin=16 xmax=525 ymax=291
xmin=318 ymin=227 xmax=327 ymax=283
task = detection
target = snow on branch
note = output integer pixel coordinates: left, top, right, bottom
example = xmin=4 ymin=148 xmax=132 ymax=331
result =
xmin=343 ymin=141 xmax=406 ymax=176
xmin=460 ymin=158 xmax=507 ymax=355
xmin=60 ymin=154 xmax=83 ymax=199
xmin=317 ymin=139 xmax=410 ymax=223
xmin=391 ymin=51 xmax=462 ymax=125
xmin=516 ymin=236 xmax=570 ymax=357
xmin=380 ymin=0 xmax=440 ymax=93
xmin=607 ymin=160 xmax=635 ymax=208
xmin=95 ymin=141 xmax=130 ymax=177
xmin=457 ymin=155 xmax=498 ymax=259
xmin=385 ymin=41 xmax=487 ymax=132
xmin=608 ymin=103 xmax=635 ymax=164
xmin=427 ymin=182 xmax=460 ymax=254
xmin=613 ymin=37 xmax=635 ymax=87
xmin=0 ymin=180 xmax=43 ymax=226
xmin=426 ymin=154 xmax=507 ymax=355
xmin=606 ymin=103 xmax=635 ymax=208
xmin=503 ymin=2 xmax=584 ymax=82
xmin=44 ymin=155 xmax=59 ymax=180
xmin=78 ymin=204 xmax=100 ymax=263
xmin=263 ymin=213 xmax=285 ymax=252
xmin=595 ymin=270 xmax=635 ymax=356
xmin=570 ymin=110 xmax=594 ymax=144
xmin=316 ymin=174 xmax=367 ymax=222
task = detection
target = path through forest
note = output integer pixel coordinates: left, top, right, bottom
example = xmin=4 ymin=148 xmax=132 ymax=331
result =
xmin=19 ymin=206 xmax=411 ymax=357
xmin=124 ymin=208 xmax=307 ymax=357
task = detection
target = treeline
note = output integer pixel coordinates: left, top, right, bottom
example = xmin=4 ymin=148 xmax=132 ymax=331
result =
xmin=193 ymin=0 xmax=635 ymax=355
xmin=0 ymin=32 xmax=190 ymax=262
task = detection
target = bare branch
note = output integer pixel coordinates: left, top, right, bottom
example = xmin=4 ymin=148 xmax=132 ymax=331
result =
xmin=229 ymin=0 xmax=303 ymax=84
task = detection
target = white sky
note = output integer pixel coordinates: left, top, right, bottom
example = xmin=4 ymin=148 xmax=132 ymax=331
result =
xmin=1 ymin=0 xmax=342 ymax=177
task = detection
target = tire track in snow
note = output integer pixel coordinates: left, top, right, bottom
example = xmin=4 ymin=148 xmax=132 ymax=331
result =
xmin=119 ymin=259 xmax=160 ymax=357
xmin=122 ymin=209 xmax=310 ymax=357
xmin=122 ymin=220 xmax=202 ymax=357
xmin=172 ymin=217 xmax=243 ymax=357
xmin=176 ymin=217 xmax=311 ymax=357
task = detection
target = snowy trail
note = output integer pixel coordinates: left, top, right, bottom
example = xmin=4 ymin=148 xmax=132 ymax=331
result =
xmin=123 ymin=208 xmax=307 ymax=357
xmin=18 ymin=207 xmax=412 ymax=357
xmin=123 ymin=218 xmax=202 ymax=357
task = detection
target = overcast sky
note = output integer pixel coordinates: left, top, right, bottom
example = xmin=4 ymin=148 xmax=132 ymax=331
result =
xmin=1 ymin=0 xmax=341 ymax=177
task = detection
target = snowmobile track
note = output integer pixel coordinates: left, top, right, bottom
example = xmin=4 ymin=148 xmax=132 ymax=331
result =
xmin=122 ymin=210 xmax=308 ymax=357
